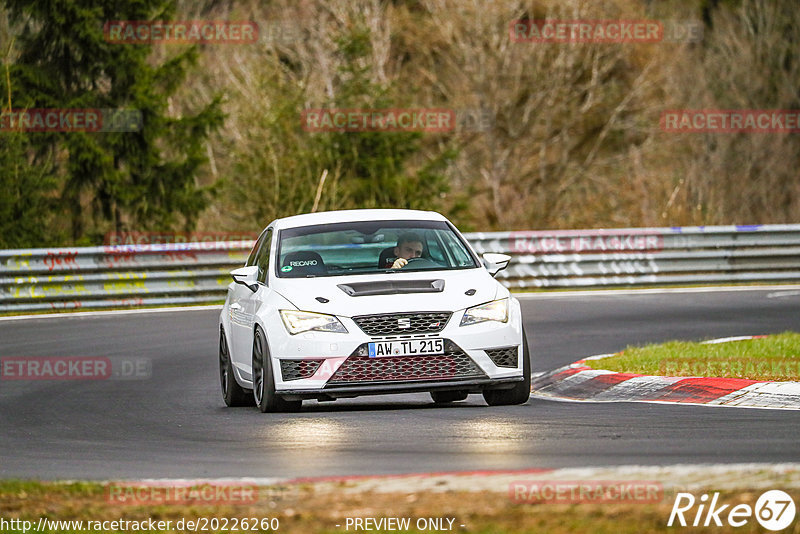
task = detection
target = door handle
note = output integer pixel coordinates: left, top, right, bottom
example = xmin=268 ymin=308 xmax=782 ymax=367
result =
xmin=230 ymin=303 xmax=242 ymax=310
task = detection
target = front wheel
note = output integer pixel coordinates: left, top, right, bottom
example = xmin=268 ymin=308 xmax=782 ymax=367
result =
xmin=219 ymin=328 xmax=252 ymax=407
xmin=483 ymin=328 xmax=531 ymax=406
xmin=252 ymin=327 xmax=302 ymax=413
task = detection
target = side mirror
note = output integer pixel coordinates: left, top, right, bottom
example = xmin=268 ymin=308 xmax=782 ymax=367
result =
xmin=231 ymin=265 xmax=260 ymax=293
xmin=482 ymin=253 xmax=511 ymax=277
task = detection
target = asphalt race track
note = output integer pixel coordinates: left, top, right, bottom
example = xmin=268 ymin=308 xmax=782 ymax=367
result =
xmin=1 ymin=287 xmax=799 ymax=480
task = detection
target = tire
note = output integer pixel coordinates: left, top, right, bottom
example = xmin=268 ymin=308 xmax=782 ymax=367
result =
xmin=219 ymin=328 xmax=252 ymax=407
xmin=252 ymin=327 xmax=302 ymax=413
xmin=430 ymin=390 xmax=469 ymax=403
xmin=483 ymin=327 xmax=531 ymax=406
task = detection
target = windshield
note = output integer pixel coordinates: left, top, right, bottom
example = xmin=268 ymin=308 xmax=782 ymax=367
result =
xmin=276 ymin=220 xmax=479 ymax=278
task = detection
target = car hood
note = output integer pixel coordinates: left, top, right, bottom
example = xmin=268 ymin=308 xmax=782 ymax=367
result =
xmin=272 ymin=268 xmax=504 ymax=317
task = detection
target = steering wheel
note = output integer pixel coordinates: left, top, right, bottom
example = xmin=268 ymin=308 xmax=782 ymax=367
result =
xmin=403 ymin=257 xmax=437 ymax=267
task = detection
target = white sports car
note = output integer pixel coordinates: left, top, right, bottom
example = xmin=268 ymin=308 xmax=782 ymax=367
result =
xmin=218 ymin=209 xmax=530 ymax=412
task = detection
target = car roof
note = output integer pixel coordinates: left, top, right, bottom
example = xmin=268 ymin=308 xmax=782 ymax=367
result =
xmin=269 ymin=209 xmax=448 ymax=230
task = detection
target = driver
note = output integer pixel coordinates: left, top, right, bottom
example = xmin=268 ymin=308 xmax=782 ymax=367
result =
xmin=391 ymin=232 xmax=424 ymax=269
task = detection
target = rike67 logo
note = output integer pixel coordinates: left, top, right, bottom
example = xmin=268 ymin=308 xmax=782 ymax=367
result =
xmin=668 ymin=490 xmax=796 ymax=531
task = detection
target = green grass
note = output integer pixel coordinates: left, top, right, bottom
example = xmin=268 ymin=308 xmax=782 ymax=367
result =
xmin=585 ymin=332 xmax=800 ymax=381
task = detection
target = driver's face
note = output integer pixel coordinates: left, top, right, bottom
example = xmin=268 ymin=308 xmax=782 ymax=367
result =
xmin=395 ymin=241 xmax=423 ymax=260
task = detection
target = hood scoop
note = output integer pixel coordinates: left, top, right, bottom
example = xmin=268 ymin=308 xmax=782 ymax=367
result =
xmin=337 ymin=279 xmax=445 ymax=297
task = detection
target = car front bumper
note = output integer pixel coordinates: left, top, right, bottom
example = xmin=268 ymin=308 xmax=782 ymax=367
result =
xmin=279 ymin=376 xmax=525 ymax=401
xmin=261 ymin=299 xmax=526 ymax=398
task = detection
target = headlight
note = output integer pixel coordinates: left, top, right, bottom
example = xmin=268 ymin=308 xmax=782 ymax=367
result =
xmin=279 ymin=310 xmax=348 ymax=334
xmin=460 ymin=298 xmax=509 ymax=326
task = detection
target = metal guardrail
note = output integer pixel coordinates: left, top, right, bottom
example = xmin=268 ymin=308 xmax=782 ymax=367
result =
xmin=471 ymin=224 xmax=800 ymax=289
xmin=0 ymin=241 xmax=251 ymax=313
xmin=2 ymin=224 xmax=800 ymax=313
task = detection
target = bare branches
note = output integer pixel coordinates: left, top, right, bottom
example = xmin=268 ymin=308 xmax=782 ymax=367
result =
xmin=177 ymin=0 xmax=800 ymax=232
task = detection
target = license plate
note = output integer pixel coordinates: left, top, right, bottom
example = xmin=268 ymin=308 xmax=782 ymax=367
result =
xmin=368 ymin=338 xmax=445 ymax=358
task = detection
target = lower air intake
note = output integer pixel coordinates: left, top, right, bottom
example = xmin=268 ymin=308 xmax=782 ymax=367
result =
xmin=485 ymin=346 xmax=519 ymax=368
xmin=279 ymin=359 xmax=324 ymax=381
xmin=327 ymin=343 xmax=485 ymax=384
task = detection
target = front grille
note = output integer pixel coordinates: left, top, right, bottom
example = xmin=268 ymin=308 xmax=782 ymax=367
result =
xmin=353 ymin=312 xmax=452 ymax=337
xmin=279 ymin=359 xmax=324 ymax=381
xmin=485 ymin=346 xmax=519 ymax=368
xmin=327 ymin=342 xmax=485 ymax=384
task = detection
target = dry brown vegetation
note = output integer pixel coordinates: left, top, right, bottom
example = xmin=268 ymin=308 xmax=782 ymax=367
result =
xmin=136 ymin=0 xmax=800 ymax=232
xmin=3 ymin=480 xmax=798 ymax=534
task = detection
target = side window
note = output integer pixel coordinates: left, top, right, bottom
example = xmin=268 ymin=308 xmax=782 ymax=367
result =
xmin=255 ymin=229 xmax=273 ymax=284
xmin=246 ymin=230 xmax=268 ymax=267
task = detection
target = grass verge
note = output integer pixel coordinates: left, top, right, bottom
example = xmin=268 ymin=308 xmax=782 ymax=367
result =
xmin=585 ymin=332 xmax=800 ymax=381
xmin=1 ymin=480 xmax=797 ymax=533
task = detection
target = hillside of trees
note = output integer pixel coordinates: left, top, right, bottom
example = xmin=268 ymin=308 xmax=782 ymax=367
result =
xmin=1 ymin=0 xmax=798 ymax=247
